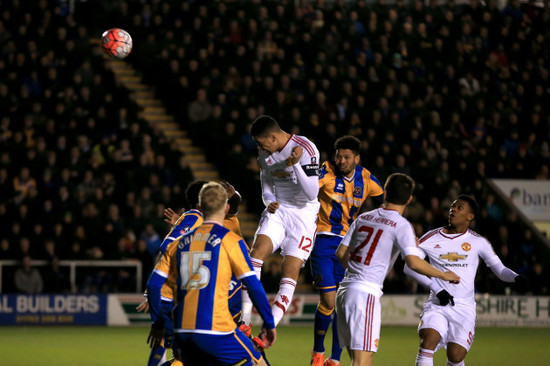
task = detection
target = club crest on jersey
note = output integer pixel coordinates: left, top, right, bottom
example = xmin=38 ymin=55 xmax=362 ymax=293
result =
xmin=353 ymin=186 xmax=363 ymax=197
xmin=440 ymin=252 xmax=468 ymax=262
xmin=461 ymin=243 xmax=471 ymax=251
xmin=311 ymin=156 xmax=317 ymax=164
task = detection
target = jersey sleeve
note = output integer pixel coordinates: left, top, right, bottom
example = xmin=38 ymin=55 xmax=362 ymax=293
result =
xmin=318 ymin=161 xmax=331 ymax=187
xmin=154 ymin=239 xmax=179 ymax=277
xmin=225 ymin=234 xmax=256 ymax=279
xmin=260 ymin=162 xmax=277 ymax=206
xmin=395 ymin=222 xmax=424 ymax=258
xmin=479 ymin=237 xmax=518 ymax=282
xmin=365 ymin=170 xmax=384 ymax=197
xmin=294 ymin=150 xmax=320 ymax=201
xmin=478 ymin=237 xmax=502 ymax=268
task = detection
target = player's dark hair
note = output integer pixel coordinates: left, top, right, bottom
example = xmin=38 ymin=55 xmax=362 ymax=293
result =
xmin=185 ymin=180 xmax=208 ymax=209
xmin=334 ymin=135 xmax=361 ymax=155
xmin=456 ymin=194 xmax=478 ymax=217
xmin=250 ymin=115 xmax=281 ymax=137
xmin=384 ymin=173 xmax=415 ymax=205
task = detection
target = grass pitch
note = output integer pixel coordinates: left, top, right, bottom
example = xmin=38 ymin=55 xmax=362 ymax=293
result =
xmin=0 ymin=325 xmax=548 ymax=365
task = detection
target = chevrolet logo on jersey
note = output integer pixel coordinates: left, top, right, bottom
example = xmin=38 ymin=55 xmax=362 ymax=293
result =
xmin=440 ymin=252 xmax=468 ymax=262
xmin=272 ymin=170 xmax=291 ymax=178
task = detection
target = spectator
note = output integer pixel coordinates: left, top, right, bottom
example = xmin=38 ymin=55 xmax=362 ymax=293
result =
xmin=14 ymin=255 xmax=43 ymax=294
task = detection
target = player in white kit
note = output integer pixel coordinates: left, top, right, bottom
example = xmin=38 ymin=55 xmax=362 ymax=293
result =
xmin=404 ymin=194 xmax=528 ymax=366
xmin=239 ymin=115 xmax=320 ymax=340
xmin=335 ymin=173 xmax=460 ymax=366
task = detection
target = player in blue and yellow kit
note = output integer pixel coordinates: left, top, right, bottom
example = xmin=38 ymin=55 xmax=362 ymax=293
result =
xmin=143 ymin=181 xmax=246 ymax=365
xmin=147 ymin=182 xmax=276 ymax=366
xmin=310 ymin=136 xmax=384 ymax=366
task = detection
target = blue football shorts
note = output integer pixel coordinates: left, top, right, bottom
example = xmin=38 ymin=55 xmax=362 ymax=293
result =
xmin=310 ymin=234 xmax=346 ymax=293
xmin=173 ymin=328 xmax=262 ymax=366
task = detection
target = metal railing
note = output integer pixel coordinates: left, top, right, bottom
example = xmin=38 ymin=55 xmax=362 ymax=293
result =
xmin=0 ymin=260 xmax=142 ymax=293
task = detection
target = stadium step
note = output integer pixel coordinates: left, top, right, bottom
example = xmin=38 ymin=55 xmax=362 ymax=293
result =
xmin=189 ymin=161 xmax=213 ymax=171
xmin=193 ymin=170 xmax=219 ymax=180
xmin=135 ymin=98 xmax=161 ymax=107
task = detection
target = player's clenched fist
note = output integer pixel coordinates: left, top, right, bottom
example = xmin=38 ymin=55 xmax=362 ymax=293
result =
xmin=267 ymin=201 xmax=280 ymax=213
xmin=289 ymin=146 xmax=303 ymax=165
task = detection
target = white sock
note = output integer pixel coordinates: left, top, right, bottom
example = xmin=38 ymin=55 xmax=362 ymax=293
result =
xmin=415 ymin=348 xmax=434 ymax=366
xmin=447 ymin=361 xmax=464 ymax=366
xmin=251 ymin=258 xmax=263 ymax=280
xmin=240 ymin=258 xmax=264 ymax=325
xmin=271 ymin=277 xmax=297 ymax=326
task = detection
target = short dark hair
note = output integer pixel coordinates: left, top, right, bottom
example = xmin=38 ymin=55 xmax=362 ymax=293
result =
xmin=384 ymin=173 xmax=415 ymax=205
xmin=250 ymin=115 xmax=281 ymax=137
xmin=456 ymin=194 xmax=478 ymax=217
xmin=334 ymin=135 xmax=361 ymax=155
xmin=185 ymin=180 xmax=208 ymax=208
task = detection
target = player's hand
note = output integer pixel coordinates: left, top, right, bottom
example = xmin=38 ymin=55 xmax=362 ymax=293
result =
xmin=267 ymin=201 xmax=280 ymax=214
xmin=219 ymin=180 xmax=236 ymax=199
xmin=136 ymin=298 xmax=149 ymax=313
xmin=163 ymin=207 xmax=179 ymax=226
xmin=514 ymin=274 xmax=529 ymax=293
xmin=260 ymin=327 xmax=277 ymax=349
xmin=289 ymin=146 xmax=303 ymax=165
xmin=442 ymin=271 xmax=460 ymax=284
xmin=436 ymin=290 xmax=455 ymax=306
xmin=147 ymin=327 xmax=164 ymax=349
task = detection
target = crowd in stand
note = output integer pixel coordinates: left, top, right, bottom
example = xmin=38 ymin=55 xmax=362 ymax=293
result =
xmin=1 ymin=0 xmax=549 ymax=295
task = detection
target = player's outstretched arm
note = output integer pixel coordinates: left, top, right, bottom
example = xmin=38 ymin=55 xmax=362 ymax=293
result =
xmin=488 ymin=260 xmax=529 ymax=292
xmin=482 ymin=241 xmax=529 ymax=292
xmin=403 ymin=264 xmax=455 ymax=305
xmin=405 ymin=255 xmax=460 ymax=283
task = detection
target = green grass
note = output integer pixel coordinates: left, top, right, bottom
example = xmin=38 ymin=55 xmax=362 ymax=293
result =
xmin=0 ymin=326 xmax=548 ymax=365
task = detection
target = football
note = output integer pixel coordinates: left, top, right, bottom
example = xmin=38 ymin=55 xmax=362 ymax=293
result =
xmin=101 ymin=28 xmax=132 ymax=59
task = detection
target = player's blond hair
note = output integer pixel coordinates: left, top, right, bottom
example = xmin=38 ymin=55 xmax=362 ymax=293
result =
xmin=198 ymin=182 xmax=228 ymax=217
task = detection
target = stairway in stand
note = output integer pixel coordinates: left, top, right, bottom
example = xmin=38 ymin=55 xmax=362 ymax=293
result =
xmin=98 ymin=53 xmax=258 ymax=239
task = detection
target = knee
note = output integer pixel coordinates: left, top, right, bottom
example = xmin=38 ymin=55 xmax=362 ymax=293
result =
xmin=320 ymin=293 xmax=336 ymax=309
xmin=317 ymin=301 xmax=334 ymax=316
xmin=446 ymin=350 xmax=466 ymax=364
xmin=419 ymin=330 xmax=440 ymax=350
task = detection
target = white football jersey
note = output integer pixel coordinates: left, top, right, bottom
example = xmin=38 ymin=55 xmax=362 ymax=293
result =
xmin=258 ymin=134 xmax=320 ymax=208
xmin=339 ymin=208 xmax=422 ymax=290
xmin=418 ymin=227 xmax=503 ymax=305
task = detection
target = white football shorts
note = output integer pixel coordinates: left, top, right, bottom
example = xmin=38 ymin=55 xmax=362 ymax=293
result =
xmin=336 ymin=285 xmax=382 ymax=352
xmin=254 ymin=203 xmax=318 ymax=263
xmin=418 ymin=301 xmax=476 ymax=352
